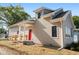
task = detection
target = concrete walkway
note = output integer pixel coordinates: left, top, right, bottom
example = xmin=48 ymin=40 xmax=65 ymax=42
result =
xmin=0 ymin=46 xmax=20 ymax=55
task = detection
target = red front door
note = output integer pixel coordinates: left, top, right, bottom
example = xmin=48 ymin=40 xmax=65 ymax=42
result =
xmin=28 ymin=29 xmax=32 ymax=40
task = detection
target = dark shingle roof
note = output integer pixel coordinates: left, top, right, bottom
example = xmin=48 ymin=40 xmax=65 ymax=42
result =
xmin=52 ymin=11 xmax=68 ymax=19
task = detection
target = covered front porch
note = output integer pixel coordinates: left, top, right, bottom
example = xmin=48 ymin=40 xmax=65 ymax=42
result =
xmin=9 ymin=20 xmax=34 ymax=42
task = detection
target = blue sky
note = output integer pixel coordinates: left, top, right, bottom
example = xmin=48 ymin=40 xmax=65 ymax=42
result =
xmin=0 ymin=3 xmax=79 ymax=17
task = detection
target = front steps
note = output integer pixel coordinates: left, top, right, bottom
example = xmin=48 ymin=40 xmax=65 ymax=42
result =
xmin=23 ymin=41 xmax=35 ymax=45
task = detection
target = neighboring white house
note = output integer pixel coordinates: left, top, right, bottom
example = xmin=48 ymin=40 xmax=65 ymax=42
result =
xmin=74 ymin=29 xmax=79 ymax=43
xmin=0 ymin=20 xmax=8 ymax=39
xmin=8 ymin=7 xmax=75 ymax=48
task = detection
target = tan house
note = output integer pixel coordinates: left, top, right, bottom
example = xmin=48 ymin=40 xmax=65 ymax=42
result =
xmin=9 ymin=7 xmax=75 ymax=48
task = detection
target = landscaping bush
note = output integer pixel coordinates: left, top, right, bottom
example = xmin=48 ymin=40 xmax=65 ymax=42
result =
xmin=65 ymin=42 xmax=79 ymax=51
xmin=23 ymin=41 xmax=35 ymax=45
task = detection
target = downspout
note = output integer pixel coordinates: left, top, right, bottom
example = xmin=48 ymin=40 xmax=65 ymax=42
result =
xmin=58 ymin=20 xmax=64 ymax=50
xmin=58 ymin=11 xmax=69 ymax=50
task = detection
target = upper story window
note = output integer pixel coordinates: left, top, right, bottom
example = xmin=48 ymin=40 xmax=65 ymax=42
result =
xmin=52 ymin=26 xmax=57 ymax=37
xmin=38 ymin=13 xmax=41 ymax=18
xmin=65 ymin=27 xmax=71 ymax=36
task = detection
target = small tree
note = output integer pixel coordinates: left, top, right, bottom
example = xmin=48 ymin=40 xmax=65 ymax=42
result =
xmin=0 ymin=4 xmax=31 ymax=25
xmin=0 ymin=28 xmax=6 ymax=34
xmin=72 ymin=16 xmax=79 ymax=28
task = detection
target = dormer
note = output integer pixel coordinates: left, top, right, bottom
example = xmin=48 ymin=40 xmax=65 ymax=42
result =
xmin=34 ymin=7 xmax=64 ymax=20
xmin=33 ymin=7 xmax=54 ymax=19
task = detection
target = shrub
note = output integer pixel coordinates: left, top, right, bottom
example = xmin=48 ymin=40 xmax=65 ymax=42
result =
xmin=23 ymin=41 xmax=35 ymax=45
xmin=65 ymin=42 xmax=79 ymax=51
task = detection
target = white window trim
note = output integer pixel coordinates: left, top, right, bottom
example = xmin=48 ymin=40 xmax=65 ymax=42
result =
xmin=51 ymin=26 xmax=59 ymax=38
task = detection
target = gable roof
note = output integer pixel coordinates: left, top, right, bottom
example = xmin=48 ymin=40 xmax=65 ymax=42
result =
xmin=9 ymin=7 xmax=75 ymax=28
xmin=34 ymin=7 xmax=66 ymax=19
xmin=9 ymin=20 xmax=35 ymax=28
xmin=41 ymin=9 xmax=67 ymax=20
xmin=63 ymin=10 xmax=75 ymax=28
xmin=33 ymin=7 xmax=54 ymax=13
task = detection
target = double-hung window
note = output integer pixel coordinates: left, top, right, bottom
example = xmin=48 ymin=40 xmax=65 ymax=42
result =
xmin=52 ymin=26 xmax=57 ymax=37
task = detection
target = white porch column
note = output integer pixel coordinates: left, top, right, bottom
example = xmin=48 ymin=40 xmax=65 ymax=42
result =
xmin=23 ymin=25 xmax=26 ymax=41
xmin=61 ymin=21 xmax=64 ymax=48
xmin=18 ymin=26 xmax=21 ymax=41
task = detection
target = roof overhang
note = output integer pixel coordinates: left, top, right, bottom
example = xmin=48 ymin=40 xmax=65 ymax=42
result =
xmin=50 ymin=18 xmax=63 ymax=23
xmin=9 ymin=20 xmax=35 ymax=28
xmin=41 ymin=12 xmax=53 ymax=19
xmin=33 ymin=7 xmax=54 ymax=13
